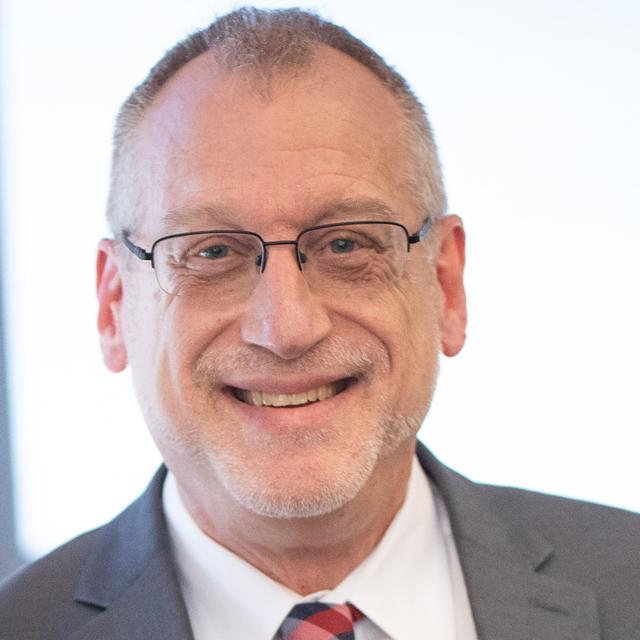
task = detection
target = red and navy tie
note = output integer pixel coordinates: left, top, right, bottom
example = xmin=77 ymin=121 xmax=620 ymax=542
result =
xmin=278 ymin=601 xmax=363 ymax=640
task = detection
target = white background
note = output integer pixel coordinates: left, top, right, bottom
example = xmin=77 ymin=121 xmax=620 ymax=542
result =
xmin=2 ymin=0 xmax=639 ymax=559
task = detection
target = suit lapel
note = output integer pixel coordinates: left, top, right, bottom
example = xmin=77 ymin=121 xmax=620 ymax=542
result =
xmin=71 ymin=467 xmax=193 ymax=640
xmin=456 ymin=537 xmax=600 ymax=640
xmin=70 ymin=554 xmax=192 ymax=640
xmin=417 ymin=444 xmax=601 ymax=640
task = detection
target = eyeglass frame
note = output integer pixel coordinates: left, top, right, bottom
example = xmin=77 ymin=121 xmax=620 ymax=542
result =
xmin=121 ymin=217 xmax=433 ymax=285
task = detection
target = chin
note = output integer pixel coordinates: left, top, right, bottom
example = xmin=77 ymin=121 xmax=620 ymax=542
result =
xmin=207 ymin=438 xmax=382 ymax=519
xmin=226 ymin=477 xmax=368 ymax=519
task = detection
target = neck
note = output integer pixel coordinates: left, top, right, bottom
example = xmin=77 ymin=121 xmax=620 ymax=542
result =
xmin=177 ymin=445 xmax=414 ymax=595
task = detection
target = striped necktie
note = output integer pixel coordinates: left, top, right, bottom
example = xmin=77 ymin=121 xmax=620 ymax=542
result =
xmin=278 ymin=601 xmax=363 ymax=640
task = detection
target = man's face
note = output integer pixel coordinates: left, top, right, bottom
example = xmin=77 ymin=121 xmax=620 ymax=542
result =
xmin=98 ymin=47 xmax=466 ymax=519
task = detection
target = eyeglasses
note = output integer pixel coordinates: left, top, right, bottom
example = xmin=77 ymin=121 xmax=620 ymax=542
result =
xmin=122 ymin=218 xmax=433 ymax=299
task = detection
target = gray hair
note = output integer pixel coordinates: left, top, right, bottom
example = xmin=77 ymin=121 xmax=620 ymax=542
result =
xmin=107 ymin=7 xmax=447 ymax=235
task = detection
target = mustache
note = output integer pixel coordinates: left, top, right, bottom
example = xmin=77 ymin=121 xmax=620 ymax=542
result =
xmin=194 ymin=335 xmax=387 ymax=384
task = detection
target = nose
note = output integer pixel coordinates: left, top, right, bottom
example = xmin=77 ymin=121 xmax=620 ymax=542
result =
xmin=239 ymin=246 xmax=332 ymax=359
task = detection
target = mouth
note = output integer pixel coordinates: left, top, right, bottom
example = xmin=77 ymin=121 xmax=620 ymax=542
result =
xmin=230 ymin=378 xmax=352 ymax=408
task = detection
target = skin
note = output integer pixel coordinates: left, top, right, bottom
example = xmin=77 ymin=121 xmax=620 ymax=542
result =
xmin=96 ymin=45 xmax=467 ymax=595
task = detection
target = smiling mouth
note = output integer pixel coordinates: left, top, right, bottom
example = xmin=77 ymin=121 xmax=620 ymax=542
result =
xmin=231 ymin=379 xmax=351 ymax=407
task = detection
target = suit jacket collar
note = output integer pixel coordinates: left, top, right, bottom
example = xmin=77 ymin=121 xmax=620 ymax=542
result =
xmin=70 ymin=448 xmax=601 ymax=639
xmin=71 ymin=467 xmax=193 ymax=640
xmin=416 ymin=443 xmax=600 ymax=640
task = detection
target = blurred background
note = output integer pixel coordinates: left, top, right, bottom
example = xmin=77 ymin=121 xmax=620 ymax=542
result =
xmin=1 ymin=0 xmax=638 ymax=578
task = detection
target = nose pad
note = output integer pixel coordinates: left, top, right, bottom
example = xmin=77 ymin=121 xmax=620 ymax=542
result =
xmin=258 ymin=243 xmax=306 ymax=274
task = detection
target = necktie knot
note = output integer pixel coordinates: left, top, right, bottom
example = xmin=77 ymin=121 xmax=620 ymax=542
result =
xmin=279 ymin=601 xmax=363 ymax=640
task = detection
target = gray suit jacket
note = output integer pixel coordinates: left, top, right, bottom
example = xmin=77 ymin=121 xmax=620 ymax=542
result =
xmin=1 ymin=443 xmax=639 ymax=639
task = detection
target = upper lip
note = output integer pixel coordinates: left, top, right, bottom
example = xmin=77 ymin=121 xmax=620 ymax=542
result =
xmin=223 ymin=375 xmax=354 ymax=395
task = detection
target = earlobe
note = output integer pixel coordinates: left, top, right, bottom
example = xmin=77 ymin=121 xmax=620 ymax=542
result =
xmin=96 ymin=238 xmax=128 ymax=372
xmin=436 ymin=215 xmax=467 ymax=357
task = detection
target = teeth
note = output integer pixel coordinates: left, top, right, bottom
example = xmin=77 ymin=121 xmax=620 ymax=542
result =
xmin=236 ymin=382 xmax=344 ymax=407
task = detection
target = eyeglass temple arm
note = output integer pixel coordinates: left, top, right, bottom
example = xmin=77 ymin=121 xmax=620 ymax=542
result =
xmin=122 ymin=233 xmax=153 ymax=261
xmin=408 ymin=217 xmax=433 ymax=245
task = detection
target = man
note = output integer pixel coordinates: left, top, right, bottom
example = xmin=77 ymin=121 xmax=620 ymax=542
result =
xmin=1 ymin=7 xmax=638 ymax=639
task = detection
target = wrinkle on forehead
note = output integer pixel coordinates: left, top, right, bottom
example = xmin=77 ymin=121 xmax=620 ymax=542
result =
xmin=130 ymin=45 xmax=415 ymax=236
xmin=161 ymin=196 xmax=400 ymax=234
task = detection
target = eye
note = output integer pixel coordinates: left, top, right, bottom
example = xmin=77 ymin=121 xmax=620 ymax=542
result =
xmin=329 ymin=238 xmax=356 ymax=254
xmin=197 ymin=244 xmax=229 ymax=260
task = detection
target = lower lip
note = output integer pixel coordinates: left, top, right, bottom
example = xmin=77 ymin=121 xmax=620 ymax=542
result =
xmin=223 ymin=381 xmax=357 ymax=429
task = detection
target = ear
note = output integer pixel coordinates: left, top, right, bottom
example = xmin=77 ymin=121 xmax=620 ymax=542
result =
xmin=96 ymin=238 xmax=128 ymax=372
xmin=436 ymin=215 xmax=467 ymax=357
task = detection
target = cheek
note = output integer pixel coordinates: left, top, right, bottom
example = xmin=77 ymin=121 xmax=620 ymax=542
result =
xmin=328 ymin=276 xmax=438 ymax=414
xmin=119 ymin=287 xmax=189 ymax=411
xmin=153 ymin=302 xmax=242 ymax=408
xmin=383 ymin=273 xmax=441 ymax=411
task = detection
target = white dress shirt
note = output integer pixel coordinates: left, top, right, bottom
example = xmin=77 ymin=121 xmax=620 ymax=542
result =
xmin=163 ymin=456 xmax=478 ymax=639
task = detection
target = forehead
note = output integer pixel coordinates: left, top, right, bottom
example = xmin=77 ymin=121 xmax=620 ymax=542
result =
xmin=133 ymin=45 xmax=415 ymax=234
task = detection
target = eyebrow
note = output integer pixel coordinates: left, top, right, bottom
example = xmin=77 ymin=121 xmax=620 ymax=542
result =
xmin=315 ymin=197 xmax=397 ymax=224
xmin=161 ymin=204 xmax=240 ymax=231
xmin=161 ymin=197 xmax=398 ymax=232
